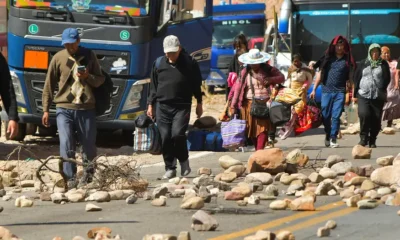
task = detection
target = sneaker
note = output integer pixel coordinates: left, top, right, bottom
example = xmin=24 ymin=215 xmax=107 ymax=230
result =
xmin=324 ymin=135 xmax=330 ymax=147
xmin=180 ymin=160 xmax=191 ymax=177
xmin=161 ymin=170 xmax=177 ymax=180
xmin=67 ymin=178 xmax=78 ymax=189
xmin=330 ymin=139 xmax=339 ymax=148
xmin=78 ymin=172 xmax=94 ymax=188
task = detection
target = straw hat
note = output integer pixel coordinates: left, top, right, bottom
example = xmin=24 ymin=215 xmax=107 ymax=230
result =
xmin=238 ymin=49 xmax=271 ymax=65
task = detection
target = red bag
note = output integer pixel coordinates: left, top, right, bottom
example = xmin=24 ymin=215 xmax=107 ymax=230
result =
xmin=294 ymin=100 xmax=322 ymax=135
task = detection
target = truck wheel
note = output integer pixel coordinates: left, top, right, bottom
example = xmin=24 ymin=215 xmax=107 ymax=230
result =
xmin=4 ymin=121 xmax=27 ymax=141
xmin=26 ymin=123 xmax=37 ymax=136
xmin=37 ymin=126 xmax=58 ymax=137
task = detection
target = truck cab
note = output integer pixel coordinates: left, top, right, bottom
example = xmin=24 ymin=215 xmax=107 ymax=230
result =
xmin=1 ymin=0 xmax=213 ymax=141
xmin=205 ymin=3 xmax=265 ymax=91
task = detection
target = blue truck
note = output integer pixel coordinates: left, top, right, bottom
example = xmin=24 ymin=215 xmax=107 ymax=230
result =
xmin=1 ymin=0 xmax=213 ymax=141
xmin=277 ymin=0 xmax=400 ymax=103
xmin=205 ymin=2 xmax=265 ymax=92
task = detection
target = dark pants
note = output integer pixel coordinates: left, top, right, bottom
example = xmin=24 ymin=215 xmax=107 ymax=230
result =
xmin=268 ymin=124 xmax=276 ymax=141
xmin=358 ymin=96 xmax=384 ymax=141
xmin=156 ymin=103 xmax=191 ymax=171
xmin=56 ymin=108 xmax=97 ymax=180
xmin=321 ymin=92 xmax=345 ymax=140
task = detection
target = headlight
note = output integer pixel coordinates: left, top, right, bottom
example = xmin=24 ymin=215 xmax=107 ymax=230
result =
xmin=121 ymin=82 xmax=145 ymax=111
xmin=10 ymin=71 xmax=26 ymax=105
xmin=209 ymin=71 xmax=223 ymax=80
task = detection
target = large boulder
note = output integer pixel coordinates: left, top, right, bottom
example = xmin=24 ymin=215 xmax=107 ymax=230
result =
xmin=371 ymin=165 xmax=400 ymax=186
xmin=247 ymin=148 xmax=286 ymax=174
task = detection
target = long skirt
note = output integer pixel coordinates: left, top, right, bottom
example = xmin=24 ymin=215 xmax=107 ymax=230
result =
xmin=240 ymin=99 xmax=270 ymax=139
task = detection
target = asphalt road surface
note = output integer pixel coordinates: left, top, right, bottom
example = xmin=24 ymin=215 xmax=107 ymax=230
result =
xmin=2 ymin=128 xmax=400 ymax=240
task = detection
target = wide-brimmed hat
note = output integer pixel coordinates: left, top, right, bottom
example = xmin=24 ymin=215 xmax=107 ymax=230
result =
xmin=238 ymin=49 xmax=271 ymax=65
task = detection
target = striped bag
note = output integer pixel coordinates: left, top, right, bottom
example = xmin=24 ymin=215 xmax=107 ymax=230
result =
xmin=133 ymin=124 xmax=162 ymax=155
xmin=221 ymin=115 xmax=246 ymax=149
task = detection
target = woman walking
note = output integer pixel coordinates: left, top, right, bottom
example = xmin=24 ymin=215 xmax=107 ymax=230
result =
xmin=231 ymin=49 xmax=285 ymax=150
xmin=381 ymin=46 xmax=400 ymax=127
xmin=353 ymin=44 xmax=391 ymax=148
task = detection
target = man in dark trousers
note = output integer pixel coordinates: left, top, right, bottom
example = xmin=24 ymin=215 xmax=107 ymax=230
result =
xmin=310 ymin=35 xmax=356 ymax=148
xmin=0 ymin=52 xmax=19 ymax=139
xmin=42 ymin=28 xmax=105 ymax=188
xmin=147 ymin=35 xmax=203 ymax=179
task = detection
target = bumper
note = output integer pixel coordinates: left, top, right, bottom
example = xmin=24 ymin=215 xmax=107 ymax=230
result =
xmin=1 ymin=112 xmax=135 ymax=130
xmin=206 ymin=68 xmax=227 ymax=86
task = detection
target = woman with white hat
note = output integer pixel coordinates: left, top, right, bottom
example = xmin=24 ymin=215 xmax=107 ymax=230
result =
xmin=230 ymin=49 xmax=285 ymax=150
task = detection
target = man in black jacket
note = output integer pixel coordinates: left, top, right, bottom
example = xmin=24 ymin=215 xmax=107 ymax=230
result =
xmin=147 ymin=35 xmax=203 ymax=179
xmin=0 ymin=52 xmax=19 ymax=139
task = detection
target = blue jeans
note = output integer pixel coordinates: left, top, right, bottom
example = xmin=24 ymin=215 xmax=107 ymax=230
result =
xmin=321 ymin=92 xmax=345 ymax=140
xmin=56 ymin=108 xmax=97 ymax=180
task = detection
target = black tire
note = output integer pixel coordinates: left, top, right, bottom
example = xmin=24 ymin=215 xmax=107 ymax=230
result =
xmin=5 ymin=121 xmax=26 ymax=141
xmin=26 ymin=123 xmax=37 ymax=136
xmin=122 ymin=130 xmax=134 ymax=147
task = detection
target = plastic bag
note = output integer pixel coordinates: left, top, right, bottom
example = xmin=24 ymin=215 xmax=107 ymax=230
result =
xmin=295 ymin=99 xmax=322 ymax=135
xmin=221 ymin=115 xmax=246 ymax=149
xmin=346 ymin=102 xmax=359 ymax=124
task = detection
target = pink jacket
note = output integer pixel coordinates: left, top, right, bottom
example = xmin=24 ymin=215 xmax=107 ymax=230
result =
xmin=231 ymin=66 xmax=285 ymax=109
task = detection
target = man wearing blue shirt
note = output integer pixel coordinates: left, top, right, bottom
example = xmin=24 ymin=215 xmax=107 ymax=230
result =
xmin=310 ymin=36 xmax=356 ymax=148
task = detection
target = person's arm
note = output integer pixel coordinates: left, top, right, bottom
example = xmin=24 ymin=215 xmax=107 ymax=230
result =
xmin=42 ymin=57 xmax=58 ymax=113
xmin=395 ymin=69 xmax=400 ymax=89
xmin=0 ymin=53 xmax=18 ymax=121
xmin=266 ymin=67 xmax=285 ymax=85
xmin=383 ymin=62 xmax=391 ymax=90
xmin=312 ymin=72 xmax=322 ymax=90
xmin=192 ymin=59 xmax=203 ymax=105
xmin=84 ymin=51 xmax=105 ymax=88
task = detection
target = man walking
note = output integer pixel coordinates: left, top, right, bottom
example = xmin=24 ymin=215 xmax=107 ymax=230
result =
xmin=147 ymin=35 xmax=203 ymax=179
xmin=0 ymin=52 xmax=19 ymax=139
xmin=310 ymin=35 xmax=355 ymax=148
xmin=42 ymin=28 xmax=105 ymax=188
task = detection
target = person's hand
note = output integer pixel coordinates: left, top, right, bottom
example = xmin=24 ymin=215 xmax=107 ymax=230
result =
xmin=7 ymin=120 xmax=18 ymax=140
xmin=308 ymin=61 xmax=316 ymax=69
xmin=77 ymin=69 xmax=89 ymax=81
xmin=147 ymin=105 xmax=154 ymax=119
xmin=309 ymin=90 xmax=316 ymax=99
xmin=352 ymin=97 xmax=358 ymax=103
xmin=42 ymin=112 xmax=50 ymax=127
xmin=395 ymin=84 xmax=399 ymax=90
xmin=196 ymin=104 xmax=203 ymax=118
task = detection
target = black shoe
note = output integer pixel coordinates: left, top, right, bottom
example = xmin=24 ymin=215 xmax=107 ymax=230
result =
xmin=324 ymin=135 xmax=330 ymax=147
xmin=67 ymin=178 xmax=78 ymax=190
xmin=358 ymin=137 xmax=368 ymax=147
xmin=369 ymin=138 xmax=377 ymax=148
xmin=78 ymin=172 xmax=93 ymax=188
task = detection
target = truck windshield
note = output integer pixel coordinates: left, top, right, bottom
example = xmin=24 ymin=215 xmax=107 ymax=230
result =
xmin=12 ymin=0 xmax=150 ymax=16
xmin=213 ymin=18 xmax=264 ymax=46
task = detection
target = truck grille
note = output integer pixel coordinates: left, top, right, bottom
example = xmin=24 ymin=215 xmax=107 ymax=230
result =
xmin=217 ymin=55 xmax=233 ymax=69
xmin=24 ymin=72 xmax=126 ymax=121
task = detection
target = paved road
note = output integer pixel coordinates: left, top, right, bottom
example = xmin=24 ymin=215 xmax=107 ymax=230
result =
xmin=2 ymin=128 xmax=400 ymax=239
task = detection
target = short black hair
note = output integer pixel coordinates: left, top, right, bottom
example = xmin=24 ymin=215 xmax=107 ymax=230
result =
xmin=292 ymin=53 xmax=302 ymax=62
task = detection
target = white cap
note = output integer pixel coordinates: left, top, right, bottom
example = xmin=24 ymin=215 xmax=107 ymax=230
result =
xmin=163 ymin=35 xmax=180 ymax=53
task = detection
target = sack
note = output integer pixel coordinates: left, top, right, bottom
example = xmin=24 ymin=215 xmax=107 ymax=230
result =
xmin=221 ymin=115 xmax=246 ymax=148
xmin=204 ymin=132 xmax=224 ymax=152
xmin=133 ymin=123 xmax=162 ymax=155
xmin=307 ymin=99 xmax=322 ymax=129
xmin=187 ymin=130 xmax=208 ymax=151
xmin=134 ymin=113 xmax=153 ymax=128
xmin=269 ymin=101 xmax=291 ymax=126
xmin=193 ymin=116 xmax=217 ymax=129
xmin=275 ymin=87 xmax=302 ymax=105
